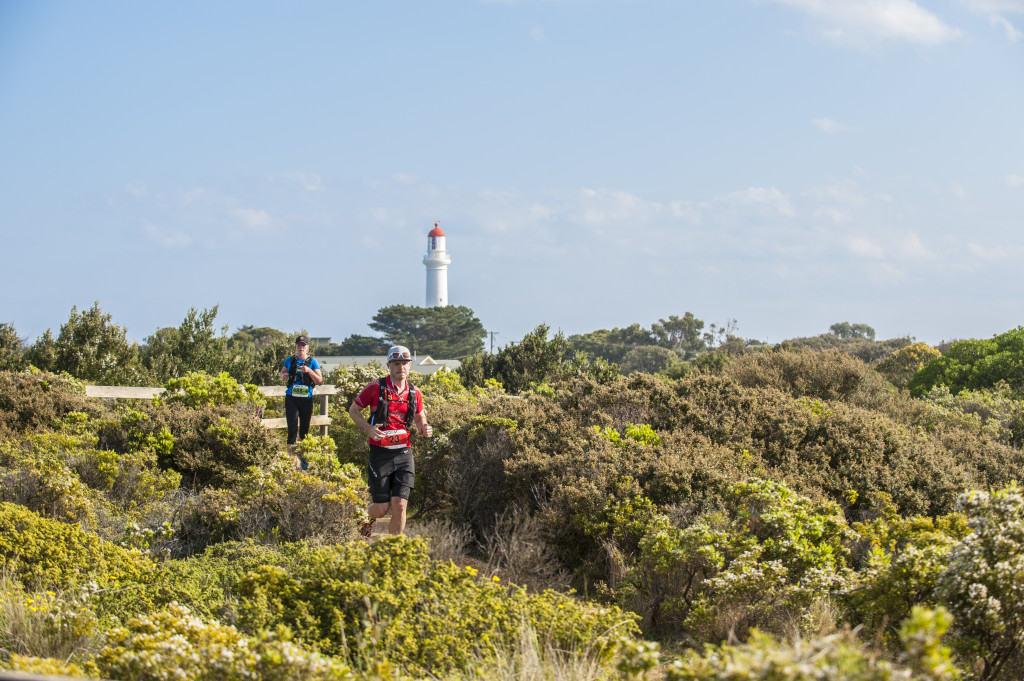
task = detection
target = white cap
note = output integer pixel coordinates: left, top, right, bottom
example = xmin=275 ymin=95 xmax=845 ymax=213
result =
xmin=386 ymin=345 xmax=412 ymax=363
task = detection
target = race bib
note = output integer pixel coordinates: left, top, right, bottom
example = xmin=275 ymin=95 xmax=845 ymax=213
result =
xmin=291 ymin=385 xmax=311 ymax=398
xmin=379 ymin=429 xmax=410 ymax=449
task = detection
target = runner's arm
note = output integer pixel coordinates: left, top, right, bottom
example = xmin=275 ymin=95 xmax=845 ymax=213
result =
xmin=414 ymin=410 xmax=432 ymax=438
xmin=349 ymin=400 xmax=386 ymax=440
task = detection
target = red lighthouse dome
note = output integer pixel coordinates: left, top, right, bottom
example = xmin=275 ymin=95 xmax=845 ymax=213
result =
xmin=428 ymin=221 xmax=445 ymax=237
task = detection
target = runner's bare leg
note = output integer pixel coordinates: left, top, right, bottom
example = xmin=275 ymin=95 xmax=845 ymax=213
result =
xmin=389 ymin=497 xmax=408 ymax=534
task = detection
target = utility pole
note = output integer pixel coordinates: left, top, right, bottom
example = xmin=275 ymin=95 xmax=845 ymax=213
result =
xmin=489 ymin=331 xmax=499 ymax=354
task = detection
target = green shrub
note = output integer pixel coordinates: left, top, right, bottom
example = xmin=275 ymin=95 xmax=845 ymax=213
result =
xmin=725 ymin=347 xmax=884 ymax=404
xmin=144 ymin=401 xmax=280 ymax=487
xmin=420 ymin=368 xmax=475 ymax=405
xmin=876 ymin=342 xmax=943 ymax=388
xmin=328 ymin=401 xmax=369 ymax=467
xmin=235 ymin=537 xmax=638 ymax=676
xmin=323 ymin=362 xmax=386 ymax=407
xmin=236 ymin=447 xmax=366 ymax=543
xmin=161 ymin=370 xmax=265 ymax=410
xmin=616 ymin=479 xmax=854 ymax=641
xmin=0 ymin=416 xmax=181 ymax=539
xmin=908 ymin=327 xmax=1024 ymax=397
xmin=0 ymin=502 xmax=151 ymax=590
xmin=168 ymin=448 xmax=366 ymax=555
xmin=0 ymin=433 xmax=98 ymax=525
xmin=937 ymin=485 xmax=1024 ymax=680
xmin=95 ymin=602 xmax=355 ymax=681
xmin=415 ymin=399 xmax=520 ymax=528
xmin=665 ymin=606 xmax=960 ymax=680
xmin=845 ymin=492 xmax=967 ymax=648
xmin=0 ymin=370 xmax=100 ymax=438
xmin=921 ymin=384 xmax=1024 ymax=449
xmin=95 ymin=540 xmax=290 ymax=624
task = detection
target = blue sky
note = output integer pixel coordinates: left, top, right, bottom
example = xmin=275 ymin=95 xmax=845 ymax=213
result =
xmin=1 ymin=0 xmax=1021 ymax=349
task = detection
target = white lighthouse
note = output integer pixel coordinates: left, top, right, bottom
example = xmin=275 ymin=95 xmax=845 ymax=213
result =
xmin=423 ymin=222 xmax=451 ymax=307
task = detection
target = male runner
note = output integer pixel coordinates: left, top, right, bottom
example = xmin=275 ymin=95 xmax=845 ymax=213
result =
xmin=348 ymin=345 xmax=432 ymax=536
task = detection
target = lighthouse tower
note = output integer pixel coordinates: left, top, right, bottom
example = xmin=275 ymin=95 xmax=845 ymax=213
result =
xmin=423 ymin=222 xmax=451 ymax=307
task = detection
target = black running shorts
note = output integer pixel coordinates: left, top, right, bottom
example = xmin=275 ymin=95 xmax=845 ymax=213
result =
xmin=367 ymin=445 xmax=415 ymax=503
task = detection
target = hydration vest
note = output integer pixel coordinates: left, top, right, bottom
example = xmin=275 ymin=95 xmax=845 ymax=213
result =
xmin=369 ymin=377 xmax=416 ymax=430
xmin=287 ymin=356 xmax=315 ymax=389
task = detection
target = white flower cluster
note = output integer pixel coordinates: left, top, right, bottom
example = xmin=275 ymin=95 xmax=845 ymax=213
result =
xmin=937 ymin=485 xmax=1024 ymax=673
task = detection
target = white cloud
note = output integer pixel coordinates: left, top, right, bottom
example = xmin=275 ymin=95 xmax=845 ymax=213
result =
xmin=273 ymin=171 xmax=324 ymax=192
xmin=715 ymin=186 xmax=797 ymax=217
xmin=368 ymin=207 xmax=408 ymax=228
xmin=845 ymin=236 xmax=886 ymax=258
xmin=811 ymin=117 xmax=852 ymax=133
xmin=769 ymin=0 xmax=962 ymax=46
xmin=951 ymin=182 xmax=967 ymax=199
xmin=126 ymin=180 xmax=147 ymax=199
xmin=669 ymin=200 xmax=702 ymax=224
xmin=1007 ymin=174 xmax=1024 ymax=188
xmin=528 ymin=202 xmax=552 ymax=220
xmin=143 ymin=221 xmax=192 ymax=248
xmin=181 ymin=187 xmax=212 ymax=205
xmin=530 ymin=25 xmax=545 ymax=41
xmin=232 ymin=208 xmax=272 ymax=229
xmin=960 ymin=0 xmax=1024 ymax=13
xmin=578 ymin=188 xmax=662 ymax=224
xmin=991 ymin=14 xmax=1023 ymax=39
xmin=899 ymin=231 xmax=934 ymax=259
xmin=814 ymin=207 xmax=851 ymax=222
xmin=960 ymin=0 xmax=1023 ymax=40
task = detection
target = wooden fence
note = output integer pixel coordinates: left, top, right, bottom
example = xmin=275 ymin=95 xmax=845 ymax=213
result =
xmin=0 ymin=673 xmax=90 ymax=681
xmin=85 ymin=385 xmax=338 ymax=437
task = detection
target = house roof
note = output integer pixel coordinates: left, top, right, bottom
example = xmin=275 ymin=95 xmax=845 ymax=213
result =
xmin=316 ymin=355 xmax=461 ymax=375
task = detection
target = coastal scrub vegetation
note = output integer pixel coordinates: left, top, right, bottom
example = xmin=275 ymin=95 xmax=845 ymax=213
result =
xmin=1 ymin=308 xmax=1024 ymax=679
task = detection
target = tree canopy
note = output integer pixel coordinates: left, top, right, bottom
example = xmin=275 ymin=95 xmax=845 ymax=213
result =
xmin=26 ymin=302 xmax=144 ymax=385
xmin=458 ymin=324 xmax=618 ymax=393
xmin=142 ymin=306 xmax=228 ymax=381
xmin=908 ymin=327 xmax=1024 ymax=397
xmin=0 ymin=323 xmax=24 ymax=372
xmin=320 ymin=335 xmax=390 ymax=356
xmin=568 ymin=313 xmax=713 ymax=365
xmin=829 ymin=321 xmax=876 ymax=341
xmin=368 ymin=305 xmax=486 ymax=358
xmin=783 ymin=322 xmax=910 ymax=364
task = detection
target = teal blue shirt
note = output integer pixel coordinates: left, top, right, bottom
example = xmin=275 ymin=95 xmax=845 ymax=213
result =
xmin=284 ymin=356 xmax=320 ymax=397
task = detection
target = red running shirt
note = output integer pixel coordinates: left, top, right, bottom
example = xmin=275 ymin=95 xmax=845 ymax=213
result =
xmin=353 ymin=377 xmax=423 ymax=447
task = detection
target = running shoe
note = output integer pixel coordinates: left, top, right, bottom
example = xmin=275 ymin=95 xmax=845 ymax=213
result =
xmin=359 ymin=519 xmax=375 ymax=539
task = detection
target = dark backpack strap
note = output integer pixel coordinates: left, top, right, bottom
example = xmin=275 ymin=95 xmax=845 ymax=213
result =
xmin=287 ymin=355 xmax=297 ymax=386
xmin=369 ymin=376 xmax=389 ymax=426
xmin=404 ymin=383 xmax=416 ymax=429
xmin=301 ymin=356 xmax=313 ymax=386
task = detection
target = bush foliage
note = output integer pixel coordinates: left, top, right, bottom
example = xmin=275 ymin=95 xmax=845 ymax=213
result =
xmin=2 ymin=319 xmax=1024 ymax=679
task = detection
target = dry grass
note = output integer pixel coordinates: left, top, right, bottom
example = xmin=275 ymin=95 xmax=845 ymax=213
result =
xmin=482 ymin=510 xmax=571 ymax=592
xmin=448 ymin=623 xmax=618 ymax=681
xmin=0 ymin=570 xmax=99 ymax=667
xmin=406 ymin=517 xmax=474 ymax=564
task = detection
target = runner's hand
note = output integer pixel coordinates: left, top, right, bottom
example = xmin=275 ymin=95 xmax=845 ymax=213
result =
xmin=420 ymin=423 xmax=433 ymax=438
xmin=368 ymin=425 xmax=386 ymax=440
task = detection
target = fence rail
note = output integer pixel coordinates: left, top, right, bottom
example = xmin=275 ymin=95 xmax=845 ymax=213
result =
xmin=0 ymin=673 xmax=93 ymax=681
xmin=85 ymin=384 xmax=339 ymax=436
